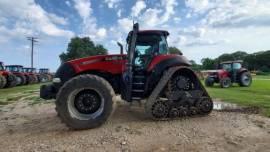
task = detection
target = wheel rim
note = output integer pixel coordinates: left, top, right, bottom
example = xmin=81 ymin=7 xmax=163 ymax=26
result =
xmin=16 ymin=77 xmax=22 ymax=85
xmin=223 ymin=79 xmax=230 ymax=87
xmin=242 ymin=75 xmax=250 ymax=85
xmin=171 ymin=75 xmax=193 ymax=91
xmin=67 ymin=88 xmax=104 ymax=120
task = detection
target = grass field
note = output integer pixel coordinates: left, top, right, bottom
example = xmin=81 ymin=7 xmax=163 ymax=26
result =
xmin=206 ymin=75 xmax=270 ymax=117
xmin=0 ymin=83 xmax=44 ymax=105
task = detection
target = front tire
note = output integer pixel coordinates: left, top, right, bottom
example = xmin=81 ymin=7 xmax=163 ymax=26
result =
xmin=55 ymin=74 xmax=115 ymax=130
xmin=16 ymin=75 xmax=26 ymax=86
xmin=205 ymin=76 xmax=214 ymax=87
xmin=220 ymin=77 xmax=231 ymax=88
xmin=5 ymin=74 xmax=17 ymax=88
xmin=0 ymin=75 xmax=7 ymax=89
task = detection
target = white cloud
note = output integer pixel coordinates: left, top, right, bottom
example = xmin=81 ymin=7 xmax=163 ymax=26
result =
xmin=117 ymin=9 xmax=122 ymax=17
xmin=73 ymin=0 xmax=107 ymax=40
xmin=97 ymin=28 xmax=107 ymax=38
xmin=104 ymin=0 xmax=121 ymax=9
xmin=47 ymin=13 xmax=68 ymax=25
xmin=185 ymin=0 xmax=209 ymax=13
xmin=117 ymin=18 xmax=133 ymax=33
xmin=65 ymin=1 xmax=71 ymax=7
xmin=0 ymin=0 xmax=74 ymax=39
xmin=131 ymin=0 xmax=146 ymax=17
xmin=173 ymin=17 xmax=181 ymax=23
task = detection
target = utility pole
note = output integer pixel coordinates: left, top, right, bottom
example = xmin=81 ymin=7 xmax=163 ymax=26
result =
xmin=27 ymin=37 xmax=38 ymax=69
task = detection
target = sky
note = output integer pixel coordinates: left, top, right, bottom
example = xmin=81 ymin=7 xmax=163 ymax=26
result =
xmin=0 ymin=0 xmax=270 ymax=72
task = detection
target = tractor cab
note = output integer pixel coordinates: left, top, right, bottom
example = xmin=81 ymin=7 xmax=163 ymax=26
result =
xmin=23 ymin=68 xmax=37 ymax=74
xmin=5 ymin=65 xmax=24 ymax=73
xmin=39 ymin=68 xmax=49 ymax=74
xmin=128 ymin=30 xmax=169 ymax=70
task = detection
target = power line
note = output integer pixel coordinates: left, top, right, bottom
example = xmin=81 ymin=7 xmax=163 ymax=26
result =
xmin=27 ymin=37 xmax=38 ymax=69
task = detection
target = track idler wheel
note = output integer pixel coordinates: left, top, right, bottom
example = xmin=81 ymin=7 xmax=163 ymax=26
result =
xmin=196 ymin=98 xmax=213 ymax=115
xmin=169 ymin=107 xmax=179 ymax=118
xmin=151 ymin=100 xmax=169 ymax=119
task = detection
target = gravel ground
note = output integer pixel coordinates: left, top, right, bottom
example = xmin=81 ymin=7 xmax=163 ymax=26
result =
xmin=0 ymin=98 xmax=270 ymax=152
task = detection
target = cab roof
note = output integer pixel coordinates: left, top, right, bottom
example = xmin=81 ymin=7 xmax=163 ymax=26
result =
xmin=138 ymin=30 xmax=169 ymax=36
xmin=220 ymin=60 xmax=243 ymax=64
xmin=5 ymin=65 xmax=23 ymax=67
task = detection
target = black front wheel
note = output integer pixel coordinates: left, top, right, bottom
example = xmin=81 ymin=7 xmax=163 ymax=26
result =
xmin=56 ymin=74 xmax=115 ymax=130
xmin=220 ymin=77 xmax=231 ymax=88
xmin=205 ymin=76 xmax=214 ymax=87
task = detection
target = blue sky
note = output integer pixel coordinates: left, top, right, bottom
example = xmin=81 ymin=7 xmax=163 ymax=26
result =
xmin=1 ymin=0 xmax=270 ymax=71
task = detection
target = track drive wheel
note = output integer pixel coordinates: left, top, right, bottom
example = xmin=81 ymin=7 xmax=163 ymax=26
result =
xmin=55 ymin=74 xmax=115 ymax=130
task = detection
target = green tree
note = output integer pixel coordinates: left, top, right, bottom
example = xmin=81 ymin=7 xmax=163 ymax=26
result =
xmin=201 ymin=58 xmax=217 ymax=70
xmin=189 ymin=60 xmax=202 ymax=71
xmin=169 ymin=47 xmax=182 ymax=55
xmin=59 ymin=37 xmax=108 ymax=62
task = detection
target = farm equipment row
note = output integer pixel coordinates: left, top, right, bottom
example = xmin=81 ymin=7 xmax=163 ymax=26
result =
xmin=0 ymin=62 xmax=52 ymax=89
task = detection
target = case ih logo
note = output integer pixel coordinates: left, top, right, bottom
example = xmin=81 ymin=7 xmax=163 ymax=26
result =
xmin=81 ymin=59 xmax=101 ymax=65
xmin=104 ymin=56 xmax=124 ymax=61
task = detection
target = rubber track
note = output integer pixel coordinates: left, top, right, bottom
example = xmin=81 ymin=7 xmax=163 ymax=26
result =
xmin=145 ymin=66 xmax=212 ymax=120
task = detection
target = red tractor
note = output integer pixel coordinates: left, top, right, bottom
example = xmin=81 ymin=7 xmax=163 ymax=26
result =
xmin=23 ymin=68 xmax=39 ymax=84
xmin=205 ymin=60 xmax=252 ymax=88
xmin=39 ymin=68 xmax=53 ymax=82
xmin=0 ymin=62 xmax=17 ymax=88
xmin=40 ymin=23 xmax=213 ymax=130
xmin=5 ymin=65 xmax=28 ymax=86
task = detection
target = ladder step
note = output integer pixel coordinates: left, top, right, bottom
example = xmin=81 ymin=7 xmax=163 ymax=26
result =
xmin=132 ymin=89 xmax=144 ymax=92
xmin=132 ymin=97 xmax=142 ymax=100
xmin=134 ymin=75 xmax=145 ymax=78
xmin=133 ymin=82 xmax=144 ymax=85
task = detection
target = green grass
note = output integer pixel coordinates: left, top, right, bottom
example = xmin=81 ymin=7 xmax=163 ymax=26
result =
xmin=0 ymin=83 xmax=45 ymax=105
xmin=206 ymin=77 xmax=270 ymax=117
xmin=253 ymin=75 xmax=270 ymax=80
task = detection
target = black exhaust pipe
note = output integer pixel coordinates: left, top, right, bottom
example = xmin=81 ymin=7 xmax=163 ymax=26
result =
xmin=117 ymin=42 xmax=123 ymax=54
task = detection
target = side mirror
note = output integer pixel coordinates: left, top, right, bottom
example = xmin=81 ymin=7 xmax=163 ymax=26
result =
xmin=117 ymin=42 xmax=123 ymax=54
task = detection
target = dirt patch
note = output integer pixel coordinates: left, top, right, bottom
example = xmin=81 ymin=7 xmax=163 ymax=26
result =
xmin=0 ymin=99 xmax=270 ymax=152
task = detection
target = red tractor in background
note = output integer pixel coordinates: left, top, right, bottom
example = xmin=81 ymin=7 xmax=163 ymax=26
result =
xmin=205 ymin=60 xmax=252 ymax=88
xmin=40 ymin=23 xmax=213 ymax=130
xmin=39 ymin=68 xmax=53 ymax=82
xmin=0 ymin=62 xmax=17 ymax=88
xmin=23 ymin=68 xmax=39 ymax=84
xmin=5 ymin=65 xmax=27 ymax=86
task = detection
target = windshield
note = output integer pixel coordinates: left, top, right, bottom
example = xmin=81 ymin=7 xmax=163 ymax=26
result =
xmin=6 ymin=66 xmax=23 ymax=72
xmin=134 ymin=34 xmax=168 ymax=66
xmin=222 ymin=63 xmax=232 ymax=71
xmin=233 ymin=62 xmax=242 ymax=69
xmin=23 ymin=68 xmax=36 ymax=73
xmin=39 ymin=69 xmax=49 ymax=73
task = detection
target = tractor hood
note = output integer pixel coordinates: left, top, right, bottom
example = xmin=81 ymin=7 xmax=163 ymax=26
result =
xmin=68 ymin=54 xmax=126 ymax=66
